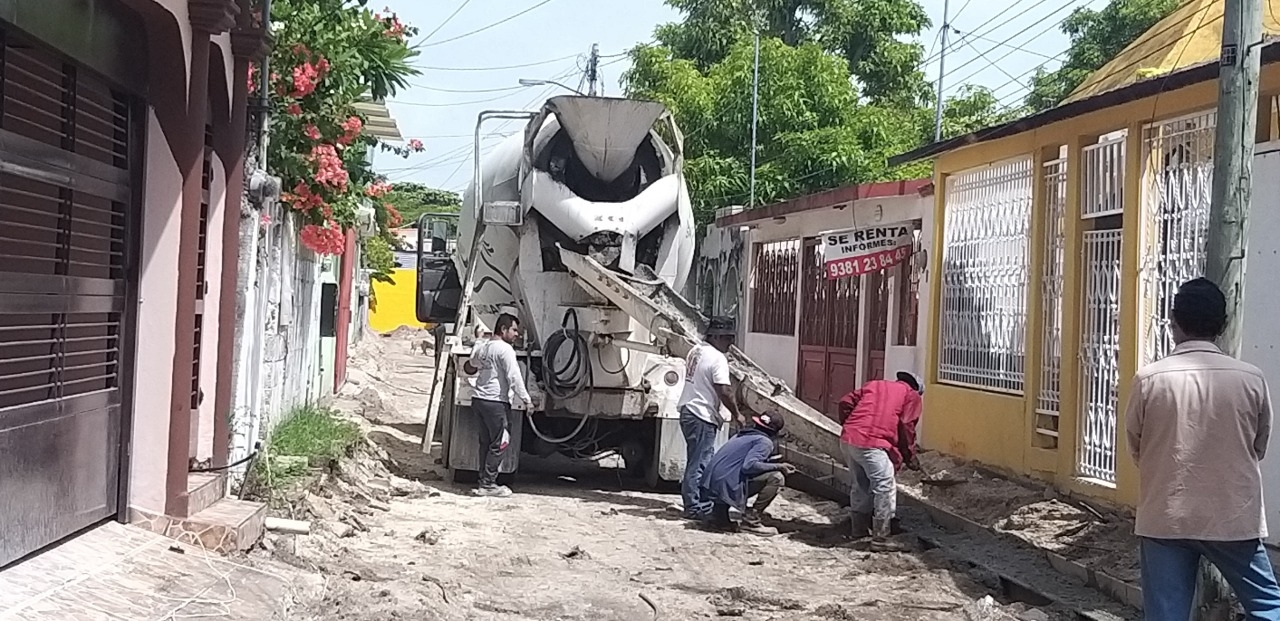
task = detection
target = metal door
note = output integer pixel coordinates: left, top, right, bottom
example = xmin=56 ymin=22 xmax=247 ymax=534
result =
xmin=797 ymin=238 xmax=859 ymax=420
xmin=0 ymin=32 xmax=140 ymax=567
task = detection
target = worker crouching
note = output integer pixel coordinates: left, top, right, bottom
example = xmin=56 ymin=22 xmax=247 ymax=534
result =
xmin=838 ymin=371 xmax=923 ymax=552
xmin=698 ymin=412 xmax=796 ymax=536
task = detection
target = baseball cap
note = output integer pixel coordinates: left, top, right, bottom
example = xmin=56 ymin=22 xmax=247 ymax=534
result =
xmin=896 ymin=371 xmax=924 ymax=395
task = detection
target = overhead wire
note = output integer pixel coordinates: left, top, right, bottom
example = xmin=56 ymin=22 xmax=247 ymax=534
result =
xmin=419 ymin=0 xmax=474 ymax=43
xmin=938 ymin=0 xmax=1092 ymax=96
xmin=920 ymin=0 xmax=1039 ymax=66
xmin=413 ymin=54 xmax=579 ymax=72
xmin=420 ymin=0 xmax=557 ymax=48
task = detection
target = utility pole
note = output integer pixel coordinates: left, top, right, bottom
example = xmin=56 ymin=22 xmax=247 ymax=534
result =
xmin=933 ymin=0 xmax=950 ymax=141
xmin=1198 ymin=0 xmax=1262 ymax=617
xmin=586 ymin=43 xmax=600 ymax=96
xmin=748 ymin=30 xmax=761 ymax=209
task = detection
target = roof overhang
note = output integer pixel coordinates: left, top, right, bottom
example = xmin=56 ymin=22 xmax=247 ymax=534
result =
xmin=715 ymin=179 xmax=933 ymax=228
xmin=889 ymin=38 xmax=1280 ymax=167
xmin=354 ymin=100 xmax=402 ymax=141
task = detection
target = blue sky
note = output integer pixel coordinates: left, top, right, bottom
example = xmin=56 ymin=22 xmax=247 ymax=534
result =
xmin=375 ymin=0 xmax=1109 ymax=193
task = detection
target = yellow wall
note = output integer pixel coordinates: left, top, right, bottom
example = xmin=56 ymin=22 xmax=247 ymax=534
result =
xmin=369 ymin=268 xmax=426 ymax=333
xmin=922 ymin=65 xmax=1280 ymax=508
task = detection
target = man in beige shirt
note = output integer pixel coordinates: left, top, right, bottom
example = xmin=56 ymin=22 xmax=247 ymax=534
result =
xmin=1125 ymin=278 xmax=1280 ymax=620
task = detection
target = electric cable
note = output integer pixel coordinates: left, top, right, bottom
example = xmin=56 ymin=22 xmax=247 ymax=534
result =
xmin=414 ymin=54 xmax=580 ymax=72
xmin=420 ymin=0 xmax=473 ymax=43
xmin=420 ymin=0 xmax=557 ymax=48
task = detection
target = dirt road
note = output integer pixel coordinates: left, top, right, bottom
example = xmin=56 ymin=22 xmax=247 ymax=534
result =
xmin=267 ymin=330 xmax=1076 ymax=620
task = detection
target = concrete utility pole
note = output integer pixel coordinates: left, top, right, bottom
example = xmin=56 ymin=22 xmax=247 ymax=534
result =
xmin=933 ymin=0 xmax=950 ymax=141
xmin=586 ymin=43 xmax=600 ymax=96
xmin=748 ymin=30 xmax=761 ymax=208
xmin=1197 ymin=0 xmax=1263 ymax=617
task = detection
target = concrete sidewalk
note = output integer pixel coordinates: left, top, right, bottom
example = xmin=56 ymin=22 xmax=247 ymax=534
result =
xmin=0 ymin=521 xmax=319 ymax=620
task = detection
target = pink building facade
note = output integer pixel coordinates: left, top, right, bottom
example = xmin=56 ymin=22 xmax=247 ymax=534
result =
xmin=0 ymin=0 xmax=267 ymax=567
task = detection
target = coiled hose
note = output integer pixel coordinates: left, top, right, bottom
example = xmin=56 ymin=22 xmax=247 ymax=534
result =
xmin=542 ymin=308 xmax=592 ymax=401
xmin=528 ymin=308 xmax=593 ymax=444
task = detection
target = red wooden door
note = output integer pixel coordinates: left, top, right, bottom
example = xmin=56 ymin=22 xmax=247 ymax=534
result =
xmin=797 ymin=238 xmax=860 ymax=421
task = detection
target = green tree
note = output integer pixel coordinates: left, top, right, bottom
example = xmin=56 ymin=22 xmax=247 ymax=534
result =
xmin=942 ymin=85 xmax=1025 ymax=139
xmin=1025 ymin=0 xmax=1179 ymax=111
xmin=654 ymin=0 xmax=931 ymax=105
xmin=382 ymin=183 xmax=462 ymax=227
xmin=625 ymin=1 xmax=1012 ymax=222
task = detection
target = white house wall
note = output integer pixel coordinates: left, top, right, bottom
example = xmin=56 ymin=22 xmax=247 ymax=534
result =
xmin=735 ymin=192 xmax=933 ymax=392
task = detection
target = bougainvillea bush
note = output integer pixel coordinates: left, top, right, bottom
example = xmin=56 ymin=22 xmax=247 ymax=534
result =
xmin=253 ymin=0 xmax=423 ymax=281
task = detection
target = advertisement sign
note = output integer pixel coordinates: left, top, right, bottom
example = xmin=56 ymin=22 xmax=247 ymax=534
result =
xmin=822 ymin=222 xmax=915 ymax=280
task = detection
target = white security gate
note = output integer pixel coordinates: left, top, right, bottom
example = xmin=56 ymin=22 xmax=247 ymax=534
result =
xmin=1077 ymin=230 xmax=1123 ymax=483
xmin=1037 ymin=158 xmax=1067 ymax=447
xmin=1139 ymin=112 xmax=1214 ymax=365
xmin=938 ymin=157 xmax=1033 ymax=393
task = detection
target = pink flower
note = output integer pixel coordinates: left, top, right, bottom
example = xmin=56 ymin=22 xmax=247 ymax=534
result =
xmin=365 ymin=181 xmax=392 ymax=198
xmin=301 ymin=221 xmax=347 ymax=255
xmin=304 ymin=124 xmax=322 ymax=140
xmin=290 ymin=62 xmax=321 ymax=98
xmin=308 ymin=144 xmax=349 ymax=191
xmin=338 ymin=116 xmax=364 ymax=146
xmin=408 ymin=138 xmax=424 ymax=152
xmin=286 ymin=103 xmax=303 ymax=117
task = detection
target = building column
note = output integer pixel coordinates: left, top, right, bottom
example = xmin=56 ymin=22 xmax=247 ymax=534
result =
xmin=335 ymin=230 xmax=357 ymax=389
xmin=165 ymin=0 xmax=238 ymax=518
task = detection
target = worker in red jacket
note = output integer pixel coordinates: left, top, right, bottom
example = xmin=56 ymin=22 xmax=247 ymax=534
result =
xmin=838 ymin=371 xmax=924 ymax=551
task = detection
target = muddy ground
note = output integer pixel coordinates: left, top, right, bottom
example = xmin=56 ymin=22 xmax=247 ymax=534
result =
xmin=256 ymin=329 xmax=1097 ymax=620
xmin=899 ymin=454 xmax=1140 ymax=585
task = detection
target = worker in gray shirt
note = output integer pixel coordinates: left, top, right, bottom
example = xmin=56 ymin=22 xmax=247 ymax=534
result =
xmin=463 ymin=313 xmax=532 ymax=497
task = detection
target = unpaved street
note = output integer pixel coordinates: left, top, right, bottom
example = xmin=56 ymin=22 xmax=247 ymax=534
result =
xmin=264 ymin=330 xmax=1081 ymax=620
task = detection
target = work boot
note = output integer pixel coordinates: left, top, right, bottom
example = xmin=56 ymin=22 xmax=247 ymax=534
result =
xmin=869 ymin=518 xmax=909 ymax=552
xmin=740 ymin=510 xmax=778 ymax=537
xmin=472 ymin=484 xmax=512 ymax=498
xmin=850 ymin=512 xmax=872 ymax=539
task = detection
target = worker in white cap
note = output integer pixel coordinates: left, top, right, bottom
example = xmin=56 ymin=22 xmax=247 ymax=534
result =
xmin=837 ymin=371 xmax=924 ymax=551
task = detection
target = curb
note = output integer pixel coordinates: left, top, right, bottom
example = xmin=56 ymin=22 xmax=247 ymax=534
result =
xmin=897 ymin=492 xmax=1143 ymax=611
xmin=780 ymin=445 xmax=1141 ymax=614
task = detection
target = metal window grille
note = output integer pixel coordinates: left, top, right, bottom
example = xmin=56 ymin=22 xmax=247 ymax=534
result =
xmin=800 ymin=238 xmax=859 ymax=349
xmin=939 ymin=157 xmax=1034 ymax=392
xmin=894 ymin=229 xmax=924 ymax=347
xmin=1081 ymin=136 xmax=1126 ymax=218
xmin=1077 ymin=229 xmax=1123 ymax=484
xmin=0 ymin=37 xmax=132 ymax=412
xmin=1140 ymin=112 xmax=1215 ymax=365
xmin=867 ymin=267 xmax=890 ymax=353
xmin=749 ymin=239 xmax=799 ymax=335
xmin=1037 ymin=158 xmax=1068 ymax=446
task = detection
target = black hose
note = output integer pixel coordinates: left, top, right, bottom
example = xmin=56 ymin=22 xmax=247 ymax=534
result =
xmin=191 ymin=442 xmax=261 ymax=473
xmin=542 ymin=308 xmax=592 ymax=401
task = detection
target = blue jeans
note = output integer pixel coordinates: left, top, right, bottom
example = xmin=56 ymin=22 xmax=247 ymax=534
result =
xmin=1141 ymin=537 xmax=1280 ymax=620
xmin=679 ymin=407 xmax=718 ymax=517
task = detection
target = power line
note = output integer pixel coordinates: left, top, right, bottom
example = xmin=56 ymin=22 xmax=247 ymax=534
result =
xmin=950 ymin=0 xmax=976 ymax=23
xmin=420 ymin=0 xmax=473 ymax=43
xmin=921 ymin=0 xmax=1038 ymax=66
xmin=949 ymin=26 xmax=1062 ymax=61
xmin=412 ymin=83 xmax=527 ymax=94
xmin=389 ymin=91 xmax=524 ymax=108
xmin=937 ymin=0 xmax=1086 ymax=90
xmin=939 ymin=0 xmax=1092 ymax=97
xmin=420 ymin=0 xmax=557 ymax=48
xmin=413 ymin=54 xmax=579 ymax=72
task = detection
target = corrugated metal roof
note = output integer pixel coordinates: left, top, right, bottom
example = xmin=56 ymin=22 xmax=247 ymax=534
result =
xmin=1067 ymin=0 xmax=1280 ymax=103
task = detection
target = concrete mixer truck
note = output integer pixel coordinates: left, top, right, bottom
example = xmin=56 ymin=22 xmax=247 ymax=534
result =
xmin=416 ymin=95 xmax=844 ymax=487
